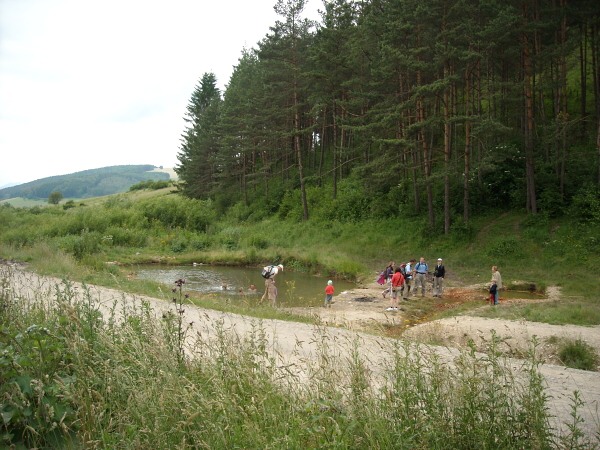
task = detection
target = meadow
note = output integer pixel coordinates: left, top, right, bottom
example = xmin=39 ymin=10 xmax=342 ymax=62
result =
xmin=1 ymin=186 xmax=599 ymax=448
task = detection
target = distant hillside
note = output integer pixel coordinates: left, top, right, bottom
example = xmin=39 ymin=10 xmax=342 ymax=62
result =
xmin=0 ymin=165 xmax=172 ymax=200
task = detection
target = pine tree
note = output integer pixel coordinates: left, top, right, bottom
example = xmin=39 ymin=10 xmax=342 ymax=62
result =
xmin=175 ymin=73 xmax=222 ymax=199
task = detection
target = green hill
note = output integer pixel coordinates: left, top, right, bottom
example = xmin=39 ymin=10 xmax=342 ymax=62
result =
xmin=0 ymin=165 xmax=171 ymax=201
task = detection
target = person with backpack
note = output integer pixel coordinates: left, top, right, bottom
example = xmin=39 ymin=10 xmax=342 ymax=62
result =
xmin=401 ymin=259 xmax=415 ymax=299
xmin=260 ymin=264 xmax=283 ymax=306
xmin=414 ymin=257 xmax=429 ymax=297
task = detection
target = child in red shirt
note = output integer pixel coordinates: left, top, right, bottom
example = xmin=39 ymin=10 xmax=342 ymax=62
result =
xmin=386 ymin=267 xmax=405 ymax=311
xmin=325 ymin=280 xmax=335 ymax=307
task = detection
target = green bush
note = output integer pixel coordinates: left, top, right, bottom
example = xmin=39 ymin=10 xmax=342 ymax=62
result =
xmin=486 ymin=237 xmax=522 ymax=258
xmin=558 ymin=339 xmax=599 ymax=371
xmin=56 ymin=229 xmax=102 ymax=260
xmin=170 ymin=236 xmax=188 ymax=253
xmin=569 ymin=184 xmax=600 ymax=224
xmin=248 ymin=235 xmax=269 ymax=250
xmin=104 ymin=226 xmax=148 ymax=247
xmin=189 ymin=234 xmax=212 ymax=250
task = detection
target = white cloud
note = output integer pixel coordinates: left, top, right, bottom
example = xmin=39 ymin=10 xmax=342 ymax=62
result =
xmin=0 ymin=0 xmax=321 ymax=186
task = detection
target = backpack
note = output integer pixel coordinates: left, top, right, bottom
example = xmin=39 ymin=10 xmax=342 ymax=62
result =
xmin=261 ymin=265 xmax=274 ymax=279
xmin=400 ymin=263 xmax=411 ymax=279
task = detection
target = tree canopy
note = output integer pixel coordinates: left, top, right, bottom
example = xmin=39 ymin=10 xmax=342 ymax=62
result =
xmin=176 ymin=0 xmax=600 ymax=231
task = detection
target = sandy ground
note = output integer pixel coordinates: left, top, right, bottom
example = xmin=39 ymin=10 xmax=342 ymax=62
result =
xmin=2 ymin=263 xmax=599 ymax=443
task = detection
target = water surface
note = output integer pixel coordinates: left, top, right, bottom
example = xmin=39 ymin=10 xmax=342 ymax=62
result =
xmin=136 ymin=264 xmax=356 ymax=307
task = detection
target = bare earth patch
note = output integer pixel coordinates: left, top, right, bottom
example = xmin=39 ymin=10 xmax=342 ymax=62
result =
xmin=3 ymin=264 xmax=600 ymax=442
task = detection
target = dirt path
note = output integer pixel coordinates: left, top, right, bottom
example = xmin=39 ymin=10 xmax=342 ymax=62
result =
xmin=3 ymin=264 xmax=599 ymax=442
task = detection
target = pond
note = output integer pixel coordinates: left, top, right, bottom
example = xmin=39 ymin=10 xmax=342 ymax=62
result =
xmin=135 ymin=264 xmax=357 ymax=307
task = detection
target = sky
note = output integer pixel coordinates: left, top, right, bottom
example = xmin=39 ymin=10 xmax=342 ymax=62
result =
xmin=0 ymin=0 xmax=321 ymax=187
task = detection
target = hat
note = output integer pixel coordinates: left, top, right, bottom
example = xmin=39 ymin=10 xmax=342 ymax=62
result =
xmin=277 ymin=264 xmax=284 ymax=270
xmin=437 ymin=258 xmax=442 ymax=261
xmin=327 ymin=280 xmax=333 ymax=285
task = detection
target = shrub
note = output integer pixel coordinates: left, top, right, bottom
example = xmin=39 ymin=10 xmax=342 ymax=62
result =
xmin=569 ymin=185 xmax=600 ymax=224
xmin=486 ymin=237 xmax=522 ymax=258
xmin=558 ymin=339 xmax=599 ymax=371
xmin=248 ymin=235 xmax=269 ymax=250
xmin=189 ymin=234 xmax=212 ymax=250
xmin=170 ymin=236 xmax=188 ymax=253
xmin=57 ymin=229 xmax=102 ymax=260
xmin=104 ymin=226 xmax=148 ymax=247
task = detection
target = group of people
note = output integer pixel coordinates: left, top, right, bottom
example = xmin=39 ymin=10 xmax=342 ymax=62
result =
xmin=378 ymin=257 xmax=446 ymax=311
xmin=260 ymin=263 xmax=336 ymax=309
xmin=260 ymin=261 xmax=503 ymax=311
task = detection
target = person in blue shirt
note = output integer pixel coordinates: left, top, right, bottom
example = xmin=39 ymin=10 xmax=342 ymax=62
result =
xmin=414 ymin=257 xmax=428 ymax=297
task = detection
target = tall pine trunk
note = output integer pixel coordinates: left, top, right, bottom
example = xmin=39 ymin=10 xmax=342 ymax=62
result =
xmin=522 ymin=1 xmax=538 ymax=214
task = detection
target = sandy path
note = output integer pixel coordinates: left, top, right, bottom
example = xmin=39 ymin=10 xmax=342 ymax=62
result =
xmin=3 ymin=264 xmax=599 ymax=442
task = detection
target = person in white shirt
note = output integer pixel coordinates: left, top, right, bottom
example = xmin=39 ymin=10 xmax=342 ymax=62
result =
xmin=261 ymin=264 xmax=283 ymax=306
xmin=490 ymin=265 xmax=503 ymax=305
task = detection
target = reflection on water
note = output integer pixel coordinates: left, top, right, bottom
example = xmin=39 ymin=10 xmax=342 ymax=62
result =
xmin=135 ymin=264 xmax=356 ymax=307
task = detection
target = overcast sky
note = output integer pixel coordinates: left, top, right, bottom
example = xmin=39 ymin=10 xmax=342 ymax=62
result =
xmin=0 ymin=0 xmax=321 ymax=187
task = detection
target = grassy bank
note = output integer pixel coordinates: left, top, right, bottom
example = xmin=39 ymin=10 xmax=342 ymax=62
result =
xmin=0 ymin=187 xmax=599 ymax=326
xmin=1 ymin=266 xmax=593 ymax=449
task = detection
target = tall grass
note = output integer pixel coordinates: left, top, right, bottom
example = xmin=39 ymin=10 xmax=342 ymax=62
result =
xmin=1 ymin=189 xmax=599 ymax=325
xmin=1 ymin=267 xmax=596 ymax=449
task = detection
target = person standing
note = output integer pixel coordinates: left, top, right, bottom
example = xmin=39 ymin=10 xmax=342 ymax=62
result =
xmin=386 ymin=267 xmax=405 ymax=311
xmin=414 ymin=257 xmax=429 ymax=297
xmin=432 ymin=258 xmax=445 ymax=297
xmin=381 ymin=261 xmax=395 ymax=298
xmin=490 ymin=265 xmax=503 ymax=305
xmin=489 ymin=280 xmax=497 ymax=305
xmin=402 ymin=259 xmax=415 ymax=299
xmin=260 ymin=264 xmax=283 ymax=306
xmin=324 ymin=280 xmax=335 ymax=308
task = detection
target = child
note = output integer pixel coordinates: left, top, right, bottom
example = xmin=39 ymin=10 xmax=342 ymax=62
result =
xmin=386 ymin=267 xmax=405 ymax=311
xmin=324 ymin=280 xmax=335 ymax=307
xmin=489 ymin=280 xmax=497 ymax=305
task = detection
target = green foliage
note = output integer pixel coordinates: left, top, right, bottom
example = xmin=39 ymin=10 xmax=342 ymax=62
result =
xmin=449 ymin=217 xmax=476 ymax=242
xmin=62 ymin=200 xmax=76 ymax=210
xmin=485 ymin=237 xmax=523 ymax=259
xmin=140 ymin=196 xmax=215 ymax=232
xmin=0 ymin=309 xmax=77 ymax=449
xmin=57 ymin=229 xmax=102 ymax=260
xmin=0 ymin=269 xmax=572 ymax=449
xmin=219 ymin=226 xmax=241 ymax=250
xmin=47 ymin=191 xmax=63 ymax=205
xmin=569 ymin=184 xmax=600 ymax=224
xmin=558 ymin=339 xmax=599 ymax=371
xmin=129 ymin=179 xmax=171 ymax=191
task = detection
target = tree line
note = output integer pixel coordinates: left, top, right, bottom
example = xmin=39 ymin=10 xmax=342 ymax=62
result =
xmin=176 ymin=0 xmax=600 ymax=232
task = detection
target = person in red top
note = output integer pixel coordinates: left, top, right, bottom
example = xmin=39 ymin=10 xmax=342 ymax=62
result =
xmin=386 ymin=267 xmax=405 ymax=311
xmin=324 ymin=280 xmax=335 ymax=307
